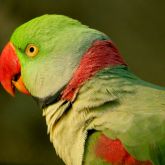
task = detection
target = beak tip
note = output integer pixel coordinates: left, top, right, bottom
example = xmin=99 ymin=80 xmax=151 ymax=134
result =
xmin=0 ymin=80 xmax=15 ymax=96
xmin=5 ymin=86 xmax=15 ymax=97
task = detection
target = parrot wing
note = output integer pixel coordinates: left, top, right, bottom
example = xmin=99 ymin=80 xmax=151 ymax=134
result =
xmin=75 ymin=66 xmax=165 ymax=165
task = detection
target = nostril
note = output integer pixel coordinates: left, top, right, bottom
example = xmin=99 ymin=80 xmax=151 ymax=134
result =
xmin=12 ymin=73 xmax=21 ymax=82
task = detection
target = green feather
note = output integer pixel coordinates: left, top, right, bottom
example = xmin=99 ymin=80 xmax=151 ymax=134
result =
xmin=77 ymin=66 xmax=165 ymax=164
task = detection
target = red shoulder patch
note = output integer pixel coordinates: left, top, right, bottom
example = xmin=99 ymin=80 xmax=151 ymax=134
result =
xmin=61 ymin=40 xmax=127 ymax=101
xmin=95 ymin=134 xmax=152 ymax=165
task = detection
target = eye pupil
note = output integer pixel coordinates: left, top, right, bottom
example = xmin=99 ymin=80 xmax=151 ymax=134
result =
xmin=29 ymin=47 xmax=35 ymax=53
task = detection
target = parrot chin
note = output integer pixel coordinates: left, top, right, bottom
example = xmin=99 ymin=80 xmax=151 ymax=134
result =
xmin=0 ymin=42 xmax=30 ymax=96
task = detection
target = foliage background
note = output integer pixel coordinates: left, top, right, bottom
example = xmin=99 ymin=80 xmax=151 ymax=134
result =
xmin=0 ymin=0 xmax=164 ymax=165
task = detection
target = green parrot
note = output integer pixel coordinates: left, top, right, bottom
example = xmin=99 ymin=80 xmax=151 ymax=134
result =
xmin=0 ymin=14 xmax=165 ymax=165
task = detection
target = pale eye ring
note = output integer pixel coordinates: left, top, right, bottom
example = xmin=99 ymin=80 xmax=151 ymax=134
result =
xmin=25 ymin=44 xmax=39 ymax=57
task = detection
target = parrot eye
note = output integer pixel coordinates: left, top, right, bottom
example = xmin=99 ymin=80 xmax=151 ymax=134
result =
xmin=25 ymin=44 xmax=39 ymax=57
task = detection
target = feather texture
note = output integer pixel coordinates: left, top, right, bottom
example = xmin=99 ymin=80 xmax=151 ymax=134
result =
xmin=43 ymin=66 xmax=165 ymax=165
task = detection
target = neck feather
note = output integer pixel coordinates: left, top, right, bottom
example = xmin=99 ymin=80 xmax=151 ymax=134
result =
xmin=61 ymin=40 xmax=127 ymax=101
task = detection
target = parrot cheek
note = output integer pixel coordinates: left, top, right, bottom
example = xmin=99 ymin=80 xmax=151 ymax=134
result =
xmin=0 ymin=42 xmax=30 ymax=96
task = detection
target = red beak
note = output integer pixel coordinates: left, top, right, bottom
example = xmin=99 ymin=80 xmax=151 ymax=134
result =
xmin=0 ymin=42 xmax=30 ymax=96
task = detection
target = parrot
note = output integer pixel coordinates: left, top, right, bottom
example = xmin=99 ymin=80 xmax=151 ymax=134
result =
xmin=0 ymin=14 xmax=165 ymax=165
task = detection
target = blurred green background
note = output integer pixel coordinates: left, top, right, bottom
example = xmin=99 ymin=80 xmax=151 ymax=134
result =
xmin=0 ymin=0 xmax=164 ymax=165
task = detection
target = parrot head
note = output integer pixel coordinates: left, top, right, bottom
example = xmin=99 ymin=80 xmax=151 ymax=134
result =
xmin=0 ymin=15 xmax=109 ymax=99
xmin=0 ymin=14 xmax=125 ymax=106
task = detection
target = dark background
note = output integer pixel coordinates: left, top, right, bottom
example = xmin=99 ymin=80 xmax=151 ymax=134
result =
xmin=0 ymin=0 xmax=164 ymax=165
